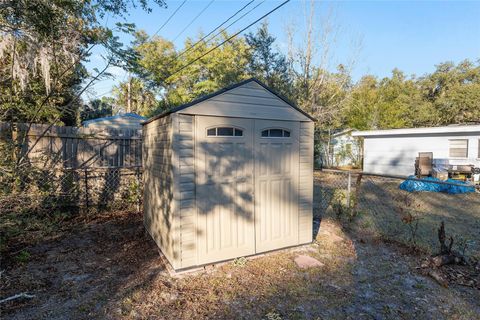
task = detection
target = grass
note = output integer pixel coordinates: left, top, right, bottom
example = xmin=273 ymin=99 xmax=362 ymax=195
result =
xmin=14 ymin=250 xmax=30 ymax=263
xmin=314 ymin=171 xmax=480 ymax=259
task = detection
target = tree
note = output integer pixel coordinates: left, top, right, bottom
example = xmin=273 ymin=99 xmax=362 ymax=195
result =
xmin=286 ymin=1 xmax=358 ymax=128
xmin=343 ymin=75 xmax=379 ymax=130
xmin=111 ymin=77 xmax=158 ymax=116
xmin=245 ymin=21 xmax=292 ymax=98
xmin=284 ymin=1 xmax=359 ymax=167
xmin=343 ymin=61 xmax=480 ymax=131
xmin=0 ymin=0 xmax=167 ymax=125
xmin=0 ymin=0 xmax=168 ymax=193
xmin=80 ymin=97 xmax=114 ymax=122
xmin=419 ymin=59 xmax=480 ymax=125
xmin=132 ymin=30 xmax=250 ymax=108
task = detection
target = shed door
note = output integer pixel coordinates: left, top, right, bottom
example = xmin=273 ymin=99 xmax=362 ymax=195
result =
xmin=195 ymin=116 xmax=255 ymax=264
xmin=255 ymin=120 xmax=300 ymax=253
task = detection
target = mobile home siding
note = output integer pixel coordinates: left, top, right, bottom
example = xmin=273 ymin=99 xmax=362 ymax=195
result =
xmin=362 ymin=133 xmax=480 ymax=176
xmin=84 ymin=114 xmax=145 ymax=130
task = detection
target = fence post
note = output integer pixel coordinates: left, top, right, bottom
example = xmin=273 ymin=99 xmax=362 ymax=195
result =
xmin=352 ymin=173 xmax=363 ymax=214
xmin=136 ymin=167 xmax=141 ymax=213
xmin=84 ymin=168 xmax=89 ymax=209
xmin=347 ymin=171 xmax=352 ymax=209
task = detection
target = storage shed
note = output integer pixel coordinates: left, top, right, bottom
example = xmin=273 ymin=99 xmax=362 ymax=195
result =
xmin=142 ymin=78 xmax=314 ymax=271
xmin=83 ymin=113 xmax=146 ymax=130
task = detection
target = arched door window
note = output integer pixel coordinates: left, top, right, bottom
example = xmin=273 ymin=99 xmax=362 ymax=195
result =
xmin=207 ymin=127 xmax=243 ymax=137
xmin=261 ymin=128 xmax=290 ymax=137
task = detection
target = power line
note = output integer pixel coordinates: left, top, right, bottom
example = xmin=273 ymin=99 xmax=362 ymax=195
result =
xmin=91 ymin=1 xmax=259 ymax=99
xmin=88 ymin=2 xmax=186 ymax=101
xmin=172 ymin=0 xmax=215 ymax=43
xmin=176 ymin=0 xmax=259 ymax=61
xmin=157 ymin=0 xmax=262 ymax=78
xmin=92 ymin=0 xmax=289 ymax=100
xmin=165 ymin=0 xmax=290 ymax=81
xmin=152 ymin=0 xmax=187 ymax=37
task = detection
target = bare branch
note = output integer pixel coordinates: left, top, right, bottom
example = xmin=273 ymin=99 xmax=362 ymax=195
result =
xmin=0 ymin=292 xmax=35 ymax=304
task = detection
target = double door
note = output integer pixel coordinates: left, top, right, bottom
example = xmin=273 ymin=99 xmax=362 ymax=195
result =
xmin=195 ymin=116 xmax=299 ymax=264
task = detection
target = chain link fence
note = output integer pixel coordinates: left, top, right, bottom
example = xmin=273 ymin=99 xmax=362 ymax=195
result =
xmin=0 ymin=121 xmax=144 ymax=214
xmin=314 ymin=169 xmax=480 ymax=259
xmin=0 ymin=166 xmax=143 ymax=214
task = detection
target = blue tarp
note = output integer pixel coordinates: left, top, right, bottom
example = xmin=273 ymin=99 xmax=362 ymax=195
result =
xmin=399 ymin=176 xmax=475 ymax=194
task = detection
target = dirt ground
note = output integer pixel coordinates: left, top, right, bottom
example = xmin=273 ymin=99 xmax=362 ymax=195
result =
xmin=1 ymin=180 xmax=480 ymax=319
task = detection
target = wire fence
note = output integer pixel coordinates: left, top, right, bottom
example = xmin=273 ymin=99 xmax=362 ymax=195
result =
xmin=0 ymin=166 xmax=142 ymax=214
xmin=0 ymin=121 xmax=144 ymax=213
xmin=314 ymin=169 xmax=480 ymax=259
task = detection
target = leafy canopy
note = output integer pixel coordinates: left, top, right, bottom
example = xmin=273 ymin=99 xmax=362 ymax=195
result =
xmin=0 ymin=0 xmax=167 ymax=125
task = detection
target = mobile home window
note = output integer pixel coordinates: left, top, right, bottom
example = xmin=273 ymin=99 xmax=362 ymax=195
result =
xmin=449 ymin=139 xmax=468 ymax=158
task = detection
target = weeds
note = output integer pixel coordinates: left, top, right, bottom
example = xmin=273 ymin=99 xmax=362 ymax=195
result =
xmin=1 ymin=208 xmax=67 ymax=254
xmin=401 ymin=212 xmax=423 ymax=248
xmin=331 ymin=189 xmax=357 ymax=221
xmin=232 ymin=257 xmax=247 ymax=267
xmin=264 ymin=311 xmax=282 ymax=320
xmin=394 ymin=192 xmax=424 ymax=249
xmin=455 ymin=236 xmax=473 ymax=257
xmin=126 ymin=177 xmax=142 ymax=211
xmin=15 ymin=249 xmax=30 ymax=263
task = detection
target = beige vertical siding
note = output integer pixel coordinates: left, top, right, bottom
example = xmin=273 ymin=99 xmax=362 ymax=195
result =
xmin=142 ymin=115 xmax=177 ymax=266
xmin=171 ymin=114 xmax=197 ymax=269
xmin=298 ymin=121 xmax=314 ymax=244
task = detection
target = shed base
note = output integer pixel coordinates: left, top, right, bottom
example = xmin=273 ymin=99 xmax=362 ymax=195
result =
xmin=157 ymin=241 xmax=314 ymax=278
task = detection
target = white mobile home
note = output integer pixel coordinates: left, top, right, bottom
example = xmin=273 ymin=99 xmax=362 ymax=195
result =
xmin=352 ymin=125 xmax=480 ymax=176
xmin=142 ymin=79 xmax=314 ymax=271
xmin=330 ymin=129 xmax=362 ymax=168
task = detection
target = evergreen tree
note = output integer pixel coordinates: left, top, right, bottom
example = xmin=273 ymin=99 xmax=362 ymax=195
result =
xmin=245 ymin=21 xmax=293 ymax=98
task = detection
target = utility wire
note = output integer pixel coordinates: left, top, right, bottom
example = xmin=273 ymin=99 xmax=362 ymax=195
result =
xmin=164 ymin=0 xmax=290 ymax=81
xmin=152 ymin=0 xmax=188 ymax=37
xmin=94 ymin=0 xmax=289 ymax=99
xmin=176 ymin=0 xmax=259 ymax=60
xmin=172 ymin=0 xmax=215 ymax=42
xmin=153 ymin=0 xmax=262 ymax=79
xmin=90 ymin=1 xmax=186 ymax=100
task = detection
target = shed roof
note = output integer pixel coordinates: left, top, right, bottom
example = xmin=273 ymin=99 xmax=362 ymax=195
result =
xmin=143 ymin=78 xmax=315 ymax=125
xmin=352 ymin=124 xmax=480 ymax=137
xmin=83 ymin=113 xmax=146 ymax=127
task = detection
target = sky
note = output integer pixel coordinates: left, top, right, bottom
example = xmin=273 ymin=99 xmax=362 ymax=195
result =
xmin=84 ymin=0 xmax=480 ymax=101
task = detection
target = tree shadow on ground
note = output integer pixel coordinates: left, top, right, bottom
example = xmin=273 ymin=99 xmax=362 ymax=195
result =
xmin=2 ymin=206 xmax=479 ymax=319
xmin=0 ymin=210 xmax=166 ymax=319
xmin=118 ymin=215 xmax=480 ymax=319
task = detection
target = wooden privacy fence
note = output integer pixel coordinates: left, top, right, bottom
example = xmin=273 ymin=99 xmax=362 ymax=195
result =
xmin=0 ymin=122 xmax=143 ymax=210
xmin=0 ymin=122 xmax=142 ymax=169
